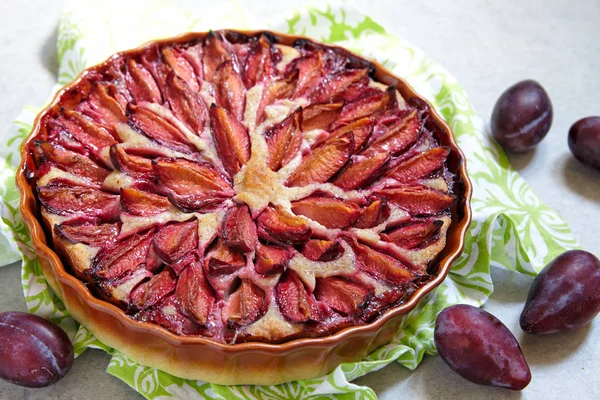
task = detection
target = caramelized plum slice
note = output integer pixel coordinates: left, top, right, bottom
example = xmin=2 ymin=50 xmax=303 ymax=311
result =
xmin=353 ymin=241 xmax=414 ymax=284
xmin=301 ymin=102 xmax=344 ymax=132
xmin=120 ymin=188 xmax=172 ymax=216
xmin=162 ymin=46 xmax=200 ymax=93
xmin=213 ymin=60 xmax=246 ymax=121
xmin=130 ymin=269 xmax=177 ymax=310
xmin=332 ymin=152 xmax=390 ymax=190
xmin=314 ymin=277 xmax=371 ymax=316
xmin=182 ymin=43 xmax=204 ymax=82
xmin=286 ymin=130 xmax=354 ymax=187
xmin=164 ymin=73 xmax=208 ymax=133
xmin=386 ymin=147 xmax=450 ymax=182
xmin=176 ymin=262 xmax=215 ymax=325
xmin=92 ymin=229 xmax=156 ymax=280
xmin=302 ymin=239 xmax=343 ymax=262
xmin=354 ymin=198 xmax=391 ymax=229
xmin=209 ymin=104 xmax=251 ymax=176
xmin=376 ymin=186 xmax=455 ymax=214
xmin=243 ymin=34 xmax=275 ymax=88
xmin=128 ymin=104 xmax=195 ymax=154
xmin=291 ymin=196 xmax=360 ymax=229
xmin=310 ymin=69 xmax=369 ymax=103
xmin=96 ymin=267 xmax=153 ymax=303
xmin=291 ymin=51 xmax=324 ymax=98
xmin=33 ymin=140 xmax=110 ymax=185
xmin=257 ymin=206 xmax=311 ymax=245
xmin=153 ymin=158 xmax=233 ymax=211
xmin=55 ymin=222 xmax=120 ymax=246
xmin=83 ymin=82 xmax=127 ymax=125
xmin=38 ymin=184 xmax=119 ymax=219
xmin=56 ymin=111 xmax=117 ymax=156
xmin=276 ymin=270 xmax=323 ymax=323
xmin=110 ymin=146 xmax=153 ymax=178
xmin=125 ymin=59 xmax=162 ymax=104
xmin=223 ymin=279 xmax=266 ymax=327
xmin=153 ymin=158 xmax=232 ymax=193
xmin=153 ymin=220 xmax=199 ymax=264
xmin=361 ymin=110 xmax=420 ymax=157
xmin=222 ymin=205 xmax=257 ymax=253
xmin=382 ymin=219 xmax=443 ymax=249
xmin=203 ymin=31 xmax=236 ymax=82
xmin=335 ymin=87 xmax=396 ymax=127
xmin=265 ymin=108 xmax=303 ymax=171
xmin=136 ymin=295 xmax=201 ymax=335
xmin=254 ymin=243 xmax=291 ymax=275
xmin=256 ymin=71 xmax=297 ymax=124
xmin=311 ymin=117 xmax=374 ymax=153
xmin=204 ymin=238 xmax=246 ymax=276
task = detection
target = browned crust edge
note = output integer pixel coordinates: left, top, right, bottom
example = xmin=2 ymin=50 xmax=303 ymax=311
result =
xmin=17 ymin=29 xmax=473 ymax=385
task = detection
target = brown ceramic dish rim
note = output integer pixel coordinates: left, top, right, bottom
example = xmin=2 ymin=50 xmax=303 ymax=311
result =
xmin=17 ymin=29 xmax=472 ymax=353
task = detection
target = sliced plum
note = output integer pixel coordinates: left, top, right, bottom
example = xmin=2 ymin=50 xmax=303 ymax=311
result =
xmin=209 ymin=104 xmax=251 ymax=176
xmin=162 ymin=46 xmax=200 ymax=93
xmin=352 ymin=241 xmax=414 ymax=284
xmin=222 ymin=279 xmax=266 ymax=327
xmin=375 ymin=186 xmax=455 ymax=215
xmin=243 ymin=34 xmax=275 ymax=88
xmin=310 ymin=68 xmax=369 ymax=103
xmin=153 ymin=158 xmax=233 ymax=212
xmin=361 ymin=110 xmax=421 ymax=158
xmin=33 ymin=140 xmax=110 ymax=185
xmin=109 ymin=145 xmax=153 ymax=178
xmin=125 ymin=59 xmax=162 ymax=104
xmin=286 ymin=130 xmax=354 ymax=187
xmin=265 ymin=108 xmax=303 ymax=171
xmin=164 ymin=73 xmax=208 ymax=133
xmin=291 ymin=196 xmax=360 ymax=229
xmin=38 ymin=183 xmax=120 ymax=220
xmin=130 ymin=269 xmax=177 ymax=310
xmin=332 ymin=151 xmax=390 ymax=190
xmin=221 ymin=204 xmax=257 ymax=253
xmin=92 ymin=229 xmax=157 ymax=280
xmin=311 ymin=117 xmax=374 ymax=153
xmin=257 ymin=206 xmax=311 ymax=245
xmin=276 ymin=270 xmax=325 ymax=323
xmin=301 ymin=102 xmax=343 ymax=132
xmin=175 ymin=262 xmax=215 ymax=325
xmin=254 ymin=243 xmax=291 ymax=275
xmin=314 ymin=277 xmax=372 ymax=316
xmin=203 ymin=31 xmax=236 ymax=82
xmin=153 ymin=219 xmax=199 ymax=265
xmin=82 ymin=82 xmax=127 ymax=125
xmin=213 ymin=60 xmax=246 ymax=121
xmin=54 ymin=222 xmax=120 ymax=246
xmin=386 ymin=147 xmax=449 ymax=183
xmin=381 ymin=219 xmax=443 ymax=249
xmin=335 ymin=87 xmax=396 ymax=128
xmin=128 ymin=104 xmax=195 ymax=154
xmin=204 ymin=238 xmax=246 ymax=276
xmin=354 ymin=198 xmax=391 ymax=229
xmin=301 ymin=239 xmax=343 ymax=262
xmin=120 ymin=188 xmax=172 ymax=216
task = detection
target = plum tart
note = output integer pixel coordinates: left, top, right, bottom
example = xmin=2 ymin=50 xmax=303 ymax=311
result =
xmin=19 ymin=30 xmax=470 ymax=382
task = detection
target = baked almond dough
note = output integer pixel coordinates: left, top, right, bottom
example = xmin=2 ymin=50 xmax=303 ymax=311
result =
xmin=27 ymin=30 xmax=458 ymax=346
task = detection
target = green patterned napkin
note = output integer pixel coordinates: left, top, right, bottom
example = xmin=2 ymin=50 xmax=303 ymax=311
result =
xmin=0 ymin=0 xmax=580 ymax=398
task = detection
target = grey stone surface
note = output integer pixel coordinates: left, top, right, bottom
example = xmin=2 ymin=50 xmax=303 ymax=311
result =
xmin=0 ymin=0 xmax=598 ymax=398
